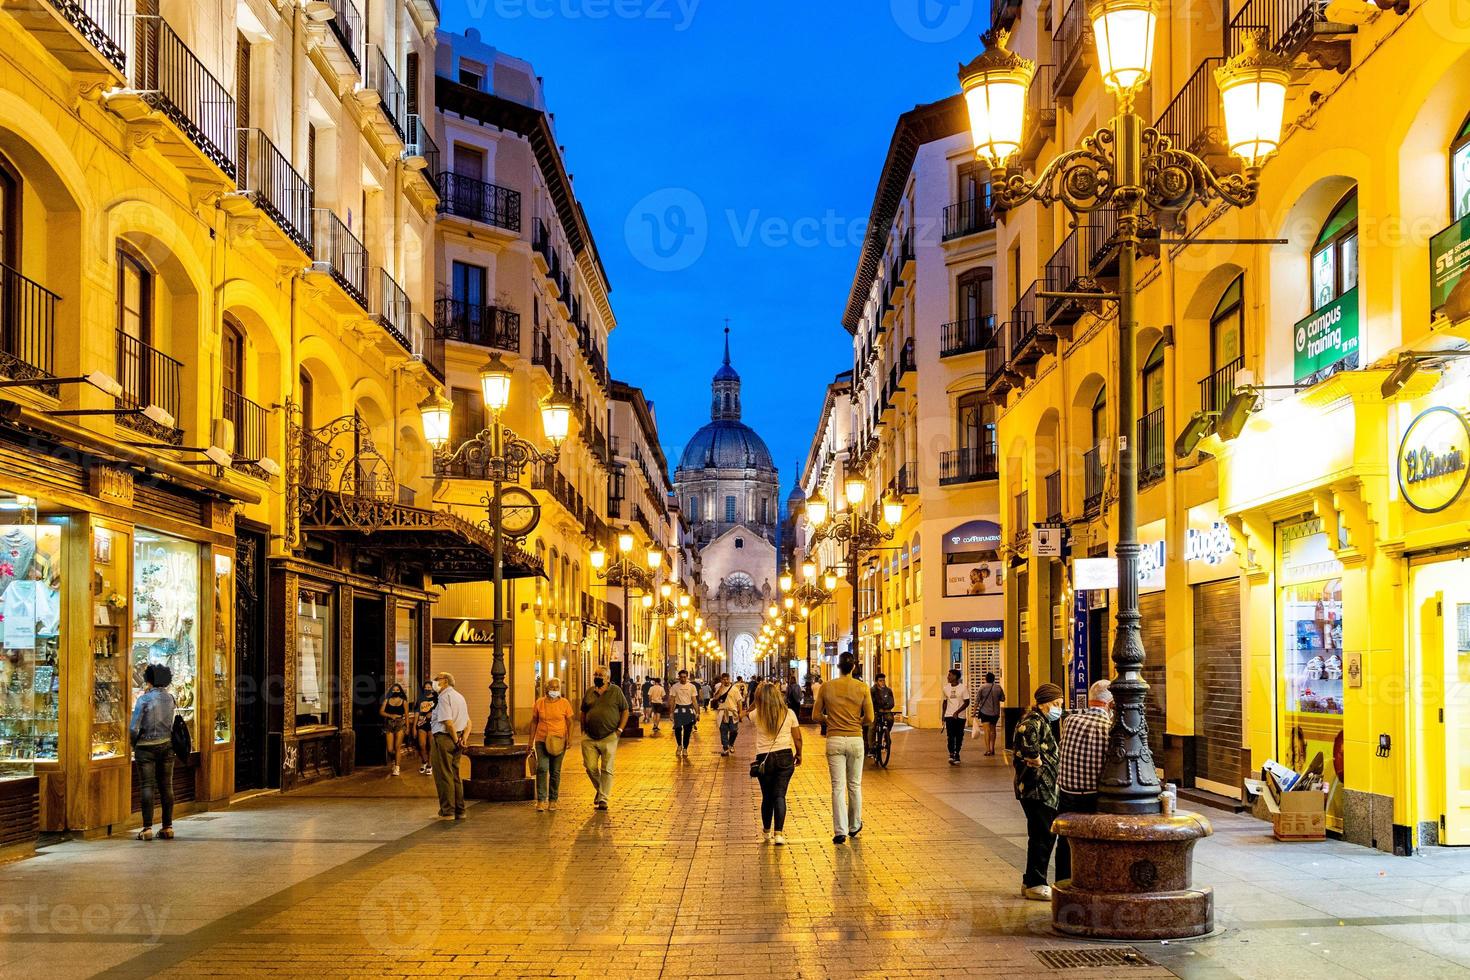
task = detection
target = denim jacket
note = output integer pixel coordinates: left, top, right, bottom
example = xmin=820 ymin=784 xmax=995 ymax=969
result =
xmin=130 ymin=688 xmax=176 ymax=745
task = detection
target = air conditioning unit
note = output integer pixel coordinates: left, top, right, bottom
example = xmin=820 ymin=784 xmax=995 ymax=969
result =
xmin=211 ymin=417 xmax=236 ymax=456
xmin=308 ymin=260 xmax=333 ymax=275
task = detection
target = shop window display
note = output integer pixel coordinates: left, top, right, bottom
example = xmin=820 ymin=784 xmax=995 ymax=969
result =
xmin=296 ymin=589 xmax=333 ymax=727
xmin=213 ymin=554 xmax=233 ymax=744
xmin=0 ymin=516 xmax=64 ymax=778
xmin=1277 ymin=516 xmax=1346 ymax=831
xmin=92 ymin=527 xmax=128 ymax=760
xmin=132 ymin=530 xmax=200 ymax=745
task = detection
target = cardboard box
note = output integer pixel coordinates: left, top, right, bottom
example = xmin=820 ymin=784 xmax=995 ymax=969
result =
xmin=1262 ymin=787 xmax=1327 ymax=841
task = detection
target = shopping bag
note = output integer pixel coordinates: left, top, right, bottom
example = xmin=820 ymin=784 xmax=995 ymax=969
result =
xmin=524 ymin=747 xmax=537 ymax=779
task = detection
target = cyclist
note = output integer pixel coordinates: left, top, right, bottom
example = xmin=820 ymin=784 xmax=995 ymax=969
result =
xmin=869 ymin=672 xmax=897 ymax=760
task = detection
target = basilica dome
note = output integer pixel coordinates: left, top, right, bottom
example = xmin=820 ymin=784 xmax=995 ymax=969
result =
xmin=678 ymin=419 xmax=774 ymax=471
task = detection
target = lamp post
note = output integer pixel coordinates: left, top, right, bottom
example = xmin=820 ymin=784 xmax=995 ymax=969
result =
xmin=421 ymin=355 xmax=571 ymax=746
xmin=958 ymin=15 xmax=1287 ymax=939
xmin=590 ymin=534 xmax=658 ymax=688
xmin=780 ymin=560 xmax=834 ymax=707
xmin=805 ymin=477 xmax=902 ymax=672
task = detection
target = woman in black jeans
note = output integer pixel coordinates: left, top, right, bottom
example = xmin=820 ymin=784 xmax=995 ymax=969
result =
xmin=129 ymin=664 xmax=178 ymax=840
xmin=747 ymin=681 xmax=802 ymax=845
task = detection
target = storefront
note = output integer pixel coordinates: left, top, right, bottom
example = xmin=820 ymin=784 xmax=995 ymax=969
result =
xmin=0 ymin=412 xmax=250 ymax=850
xmin=1183 ymin=506 xmax=1245 ymax=797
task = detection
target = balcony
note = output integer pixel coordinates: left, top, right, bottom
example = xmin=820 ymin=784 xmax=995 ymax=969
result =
xmin=1042 ymin=226 xmax=1104 ymax=333
xmin=939 ymin=441 xmax=999 ymax=486
xmin=942 ymin=194 xmax=995 ymax=241
xmin=1044 ymin=470 xmax=1062 ymax=522
xmin=1199 ymin=356 xmax=1243 ymax=416
xmin=1020 ymin=65 xmax=1057 ymax=164
xmin=1086 ymin=207 xmax=1126 ymax=278
xmin=403 ymin=115 xmax=441 ymax=202
xmin=1008 ymin=279 xmax=1055 ymax=373
xmin=234 ymin=129 xmax=312 ymax=255
xmin=223 ymin=385 xmax=267 ymax=476
xmin=1139 ymin=407 xmax=1166 ymax=488
xmin=108 ymin=16 xmax=236 ymax=183
xmin=434 ymin=299 xmax=521 ymax=352
xmin=1053 ymin=0 xmax=1094 ymax=99
xmin=941 ymin=315 xmax=996 ymax=358
xmin=530 ymin=330 xmax=551 ymax=368
xmin=116 ymin=329 xmax=182 ymax=445
xmin=1083 ymin=445 xmax=1105 ymax=517
xmin=898 ymin=338 xmax=916 ymax=376
xmin=11 ymin=0 xmax=130 ymax=76
xmin=1012 ymin=490 xmax=1030 ymax=550
xmin=362 ymin=44 xmax=406 ymax=145
xmin=1228 ymin=0 xmax=1354 ymax=68
xmin=893 ymin=463 xmax=918 ymax=497
xmin=372 ymin=269 xmax=413 ymax=351
xmin=1156 ymin=58 xmax=1228 ymax=166
xmin=437 ymin=173 xmax=521 ymax=232
xmin=311 ymin=209 xmax=369 ymax=311
xmin=320 ymin=0 xmax=362 ymax=73
xmin=983 ymin=321 xmax=1016 ymax=402
xmin=0 ymin=263 xmax=59 ymax=395
xmin=409 ymin=314 xmax=445 ymax=382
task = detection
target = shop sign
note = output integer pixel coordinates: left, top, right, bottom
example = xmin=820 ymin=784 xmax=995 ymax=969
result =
xmin=430 ymin=618 xmax=496 ymax=646
xmin=1033 ymin=522 xmax=1065 ymax=558
xmin=1398 ymin=406 xmax=1470 ymax=513
xmin=1074 ymin=557 xmax=1118 ymax=590
xmin=1138 ymin=520 xmax=1166 ymax=594
xmin=1293 ymin=287 xmax=1359 ymax=383
xmin=1070 ymin=591 xmax=1090 ymax=710
xmin=941 ymin=620 xmax=1003 ymax=641
xmin=1185 ymin=504 xmax=1241 ymax=584
xmin=1431 ymin=214 xmax=1470 ymax=317
xmin=942 ymin=519 xmax=1002 ymax=554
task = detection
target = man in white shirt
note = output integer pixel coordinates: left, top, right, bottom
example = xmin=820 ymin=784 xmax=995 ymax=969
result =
xmin=713 ymin=673 xmax=744 ymax=756
xmin=669 ymin=669 xmax=699 ymax=758
xmin=647 ymin=678 xmax=666 ymax=734
xmin=941 ymin=669 xmax=971 ymax=766
xmin=429 ymin=671 xmax=471 ymax=819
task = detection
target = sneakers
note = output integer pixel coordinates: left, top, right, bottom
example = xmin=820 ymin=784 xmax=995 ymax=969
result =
xmin=392 ymin=765 xmax=400 ymax=776
xmin=1022 ymin=885 xmax=1053 ymax=902
xmin=763 ymin=829 xmax=773 ymax=843
xmin=832 ymin=834 xmax=847 ymax=845
xmin=535 ymin=802 xmax=547 ymax=812
xmin=774 ymin=833 xmax=786 ymax=846
xmin=594 ymin=800 xmax=608 ymax=811
xmin=548 ymin=801 xmax=558 ymax=811
xmin=423 ymin=766 xmax=433 ymax=776
xmin=948 ymin=756 xmax=959 ymax=766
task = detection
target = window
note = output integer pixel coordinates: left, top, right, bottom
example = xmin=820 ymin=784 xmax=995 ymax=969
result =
xmin=1091 ymin=388 xmax=1108 ymax=446
xmin=725 ymin=496 xmax=736 ymax=523
xmin=957 ymin=268 xmax=993 ymax=325
xmin=235 ymin=33 xmax=251 ymax=132
xmin=135 ymin=529 xmax=201 ymax=740
xmin=299 ymin=368 xmax=314 ymax=430
xmin=0 ymin=155 xmax=17 ymax=270
xmin=451 ymin=261 xmax=486 ymax=308
xmin=296 ymin=588 xmax=333 ymax=727
xmin=760 ymin=497 xmax=769 ymax=524
xmin=405 ymin=52 xmax=419 ymax=117
xmin=735 ymin=537 xmax=744 ymax=549
xmin=454 ymin=145 xmax=485 ymax=181
xmin=450 ymin=388 xmax=484 ymax=446
xmin=222 ymin=318 xmax=245 ymax=396
xmin=958 ymin=162 xmax=989 ymax=208
xmin=1210 ymin=274 xmax=1244 ymax=372
xmin=116 ymin=247 xmax=152 ymax=407
xmin=688 ymin=496 xmax=700 ymax=521
xmin=458 ymin=62 xmax=485 ymax=89
xmin=957 ymin=392 xmax=990 ymax=452
xmin=1142 ymin=341 xmax=1165 ymax=415
xmin=1453 ymin=114 xmax=1470 ymax=221
xmin=1310 ymin=188 xmax=1358 ymax=312
xmin=307 ymin=124 xmax=316 ymax=187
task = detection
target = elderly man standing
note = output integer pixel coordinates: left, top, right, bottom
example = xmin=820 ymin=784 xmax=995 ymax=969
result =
xmin=429 ymin=671 xmax=471 ymax=821
xmin=1054 ymin=679 xmax=1113 ymax=883
xmin=580 ymin=665 xmax=629 ymax=810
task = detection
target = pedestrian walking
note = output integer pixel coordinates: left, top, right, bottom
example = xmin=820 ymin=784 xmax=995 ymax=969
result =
xmin=712 ymin=673 xmax=743 ymax=756
xmin=641 ymin=675 xmax=653 ymax=717
xmin=815 ymin=653 xmax=874 ymax=844
xmin=698 ymin=678 xmax=712 ymax=716
xmin=669 ymin=669 xmax=699 ymax=758
xmin=749 ymin=680 xmax=802 ymax=845
xmin=1013 ymin=683 xmax=1064 ymax=900
xmin=941 ymin=669 xmax=971 ymax=766
xmin=1055 ymin=680 xmax=1112 ymax=882
xmin=380 ymin=682 xmax=410 ymax=776
xmin=975 ymin=673 xmax=1005 ymax=756
xmin=812 ymin=677 xmax=825 ymax=736
xmin=129 ymin=664 xmax=177 ymax=841
xmin=413 ymin=681 xmax=437 ymax=774
xmin=785 ymin=677 xmax=802 ymax=714
xmin=429 ymin=672 xmax=471 ymax=820
xmin=530 ymin=676 xmax=576 ymax=811
xmin=647 ymin=677 xmax=666 ymax=734
xmin=580 ymin=666 xmax=629 ymax=810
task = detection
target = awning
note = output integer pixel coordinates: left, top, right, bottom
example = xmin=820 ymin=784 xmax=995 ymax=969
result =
xmin=299 ymin=492 xmax=544 ymax=583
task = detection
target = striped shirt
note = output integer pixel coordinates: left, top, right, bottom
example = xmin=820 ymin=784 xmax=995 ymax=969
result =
xmin=1058 ymin=706 xmax=1112 ymax=795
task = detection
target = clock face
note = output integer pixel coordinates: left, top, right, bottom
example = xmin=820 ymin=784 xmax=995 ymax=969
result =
xmin=497 ymin=486 xmax=541 ymax=538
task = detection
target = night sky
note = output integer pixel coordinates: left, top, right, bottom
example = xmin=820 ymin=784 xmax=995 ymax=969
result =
xmin=440 ymin=0 xmax=990 ymax=490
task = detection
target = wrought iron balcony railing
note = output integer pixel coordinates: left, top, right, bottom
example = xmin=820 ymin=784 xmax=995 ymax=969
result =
xmin=1083 ymin=445 xmax=1105 ymax=516
xmin=942 ymin=194 xmax=996 ymax=241
xmin=939 ymin=440 xmax=999 ymax=486
xmin=132 ymin=16 xmax=237 ymax=179
xmin=366 ymin=44 xmax=406 ymax=142
xmin=1228 ymin=0 xmax=1336 ymax=57
xmin=312 ymin=209 xmax=368 ymax=309
xmin=894 ymin=463 xmax=918 ymax=496
xmin=116 ymin=329 xmax=182 ymax=442
xmin=1200 ymin=356 xmax=1243 ymax=416
xmin=1044 ymin=469 xmax=1062 ymax=522
xmin=1053 ymin=0 xmax=1093 ymax=98
xmin=405 ymin=115 xmax=441 ymax=193
xmin=436 ymin=173 xmax=521 ymax=231
xmin=374 ymin=269 xmax=412 ymax=350
xmin=433 ymin=298 xmax=521 ymax=352
xmin=0 ymin=262 xmax=58 ymax=392
xmin=1139 ymin=407 xmax=1166 ymax=488
xmin=1156 ymin=58 xmax=1226 ymax=160
xmin=236 ymin=128 xmax=312 ymax=253
xmin=322 ymin=0 xmax=362 ymax=70
xmin=223 ymin=385 xmax=267 ymax=471
xmin=39 ymin=0 xmax=131 ymax=71
xmin=410 ymin=314 xmax=444 ymax=382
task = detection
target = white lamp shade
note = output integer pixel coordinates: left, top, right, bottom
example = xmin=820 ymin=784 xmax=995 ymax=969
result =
xmin=1089 ymin=0 xmax=1158 ymax=94
xmin=618 ymin=532 xmax=635 ymax=553
xmin=844 ymin=477 xmax=866 ymax=507
xmin=589 ymin=548 xmax=607 ymax=570
xmin=963 ymin=74 xmax=1029 ymax=166
xmin=541 ymin=398 xmax=572 ymax=445
xmin=418 ymin=392 xmax=453 ymax=449
xmin=1215 ymin=32 xmax=1291 ymax=168
xmin=805 ymin=494 xmax=829 ymax=526
xmin=478 ymin=355 xmax=513 ymax=412
xmin=883 ymin=498 xmax=903 ymax=525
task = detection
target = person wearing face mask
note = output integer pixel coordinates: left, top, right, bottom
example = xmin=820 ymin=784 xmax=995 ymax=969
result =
xmin=1055 ymin=679 xmax=1113 ymax=884
xmin=530 ymin=677 xmax=575 ymax=811
xmin=580 ymin=666 xmax=629 ymax=810
xmin=1013 ymin=683 xmax=1064 ymax=901
xmin=429 ymin=672 xmax=471 ymax=820
xmin=380 ymin=682 xmax=410 ymax=777
xmin=413 ymin=681 xmax=437 ymax=775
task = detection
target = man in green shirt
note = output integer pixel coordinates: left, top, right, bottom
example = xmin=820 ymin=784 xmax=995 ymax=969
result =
xmin=814 ymin=652 xmax=875 ymax=844
xmin=580 ymin=665 xmax=629 ymax=810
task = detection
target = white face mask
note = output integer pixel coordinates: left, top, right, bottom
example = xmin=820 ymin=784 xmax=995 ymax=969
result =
xmin=434 ymin=681 xmax=445 ymax=693
xmin=548 ymin=690 xmax=561 ymax=700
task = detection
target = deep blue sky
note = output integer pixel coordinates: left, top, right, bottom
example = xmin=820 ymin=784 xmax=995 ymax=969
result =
xmin=441 ymin=0 xmax=988 ymax=488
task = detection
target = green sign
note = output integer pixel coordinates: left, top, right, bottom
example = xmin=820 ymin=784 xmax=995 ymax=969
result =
xmin=1431 ymin=215 xmax=1470 ymax=316
xmin=1294 ymin=287 xmax=1359 ymax=383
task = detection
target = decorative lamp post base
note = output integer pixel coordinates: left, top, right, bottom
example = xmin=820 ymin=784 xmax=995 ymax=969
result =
xmin=463 ymin=745 xmax=534 ymax=802
xmin=1051 ymin=811 xmax=1214 ymax=940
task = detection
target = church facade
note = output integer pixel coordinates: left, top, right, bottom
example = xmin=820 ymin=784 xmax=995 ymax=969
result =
xmin=675 ymin=334 xmax=781 ymax=679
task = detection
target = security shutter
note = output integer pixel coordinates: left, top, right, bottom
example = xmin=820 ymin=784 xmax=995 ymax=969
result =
xmin=1139 ymin=592 xmax=1166 ymax=764
xmin=406 ymin=52 xmax=419 ymax=116
xmin=236 ymin=33 xmax=251 ymax=183
xmin=1193 ymin=580 xmax=1243 ymax=788
xmin=965 ymin=640 xmax=1002 ymax=717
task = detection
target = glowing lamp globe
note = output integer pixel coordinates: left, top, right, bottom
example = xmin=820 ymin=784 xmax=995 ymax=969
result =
xmin=958 ymin=30 xmax=1036 ymax=168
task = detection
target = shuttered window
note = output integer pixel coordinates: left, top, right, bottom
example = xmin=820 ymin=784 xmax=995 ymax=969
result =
xmin=1193 ymin=580 xmax=1243 ymax=789
xmin=1139 ymin=592 xmax=1167 ymax=765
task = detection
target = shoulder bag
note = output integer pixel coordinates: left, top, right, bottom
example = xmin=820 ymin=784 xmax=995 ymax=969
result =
xmin=750 ymin=713 xmax=791 ymax=778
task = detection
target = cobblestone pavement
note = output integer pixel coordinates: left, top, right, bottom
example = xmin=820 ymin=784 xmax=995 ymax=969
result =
xmin=5 ymin=720 xmax=1470 ymax=979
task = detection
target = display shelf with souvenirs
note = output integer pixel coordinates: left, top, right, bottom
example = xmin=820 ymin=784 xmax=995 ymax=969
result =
xmin=212 ymin=552 xmax=232 ymax=744
xmin=91 ymin=626 xmax=125 ymax=760
xmin=0 ymin=520 xmax=64 ymax=780
xmin=131 ymin=530 xmax=200 ymax=745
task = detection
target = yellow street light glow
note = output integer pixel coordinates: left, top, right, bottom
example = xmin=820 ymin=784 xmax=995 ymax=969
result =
xmin=1088 ymin=0 xmax=1158 ymax=95
xmin=779 ymin=569 xmax=793 ymax=592
xmin=647 ymin=548 xmax=664 ymax=569
xmin=959 ymin=30 xmax=1035 ymax=169
xmin=417 ymin=391 xmax=453 ymax=450
xmin=618 ymin=532 xmax=635 ymax=554
xmin=883 ymin=496 xmax=903 ymax=526
xmin=541 ymin=394 xmax=571 ymax=447
xmin=589 ymin=548 xmax=607 ymax=570
xmin=802 ymin=560 xmax=817 ymax=581
xmin=478 ymin=353 xmax=513 ymax=413
xmin=844 ymin=476 xmax=866 ymax=507
xmin=641 ymin=593 xmax=653 ymax=608
xmin=804 ymin=493 xmax=829 ymax=527
xmin=1215 ymin=30 xmax=1291 ymax=169
xmin=661 ymin=582 xmax=673 ymax=599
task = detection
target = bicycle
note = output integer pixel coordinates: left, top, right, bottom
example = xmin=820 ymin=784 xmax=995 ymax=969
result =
xmin=868 ymin=712 xmax=898 ymax=769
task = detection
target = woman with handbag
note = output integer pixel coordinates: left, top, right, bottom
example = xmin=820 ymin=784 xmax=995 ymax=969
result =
xmin=530 ymin=676 xmax=575 ymax=811
xmin=747 ymin=680 xmax=802 ymax=845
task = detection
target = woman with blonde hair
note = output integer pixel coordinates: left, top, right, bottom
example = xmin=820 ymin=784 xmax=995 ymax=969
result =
xmin=747 ymin=680 xmax=802 ymax=845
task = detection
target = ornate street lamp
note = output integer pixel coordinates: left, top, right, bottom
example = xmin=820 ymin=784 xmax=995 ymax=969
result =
xmin=806 ymin=478 xmax=900 ymax=679
xmin=959 ymin=22 xmax=1286 ymax=940
xmin=425 ymin=371 xmax=572 ymax=746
